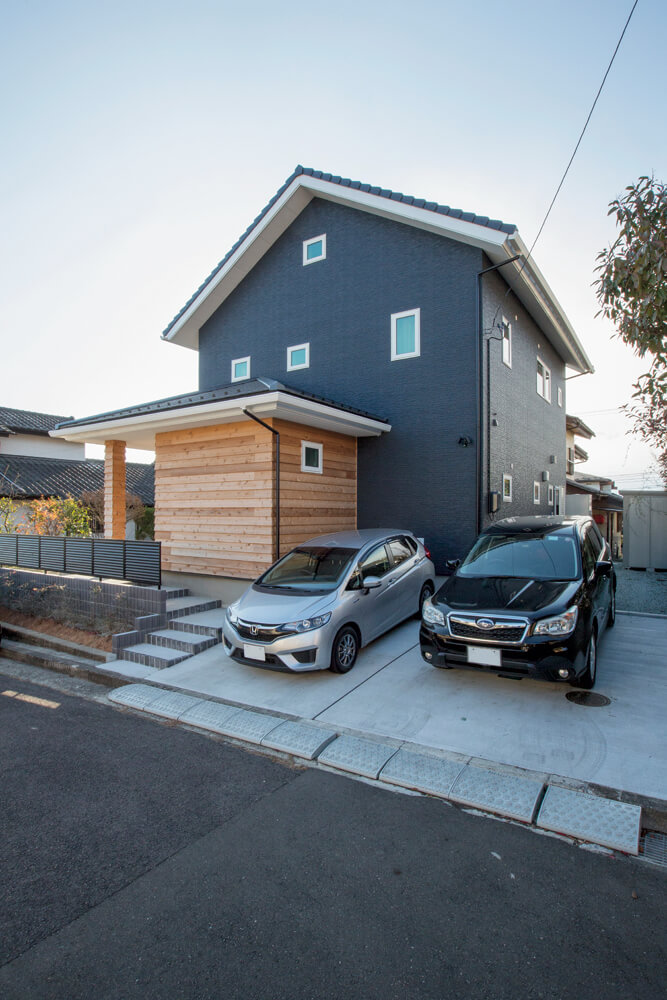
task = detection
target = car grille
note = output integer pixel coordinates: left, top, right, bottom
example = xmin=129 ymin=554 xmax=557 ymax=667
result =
xmin=235 ymin=620 xmax=290 ymax=642
xmin=448 ymin=616 xmax=528 ymax=644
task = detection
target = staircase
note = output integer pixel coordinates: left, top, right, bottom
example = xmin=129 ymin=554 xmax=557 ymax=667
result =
xmin=116 ymin=588 xmax=226 ymax=670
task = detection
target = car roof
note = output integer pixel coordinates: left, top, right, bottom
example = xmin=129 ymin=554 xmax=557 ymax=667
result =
xmin=294 ymin=528 xmax=415 ymax=550
xmin=484 ymin=515 xmax=588 ymax=536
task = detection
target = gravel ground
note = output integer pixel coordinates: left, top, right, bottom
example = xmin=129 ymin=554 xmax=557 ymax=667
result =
xmin=614 ymin=565 xmax=667 ymax=615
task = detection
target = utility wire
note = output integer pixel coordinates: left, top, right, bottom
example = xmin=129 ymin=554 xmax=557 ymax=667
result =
xmin=487 ymin=0 xmax=639 ymax=335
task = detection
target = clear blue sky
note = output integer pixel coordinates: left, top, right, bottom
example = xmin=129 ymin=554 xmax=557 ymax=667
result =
xmin=2 ymin=0 xmax=665 ymax=485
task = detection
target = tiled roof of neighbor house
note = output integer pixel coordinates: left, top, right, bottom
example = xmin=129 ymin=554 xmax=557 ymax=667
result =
xmin=0 ymin=406 xmax=74 ymax=436
xmin=54 ymin=378 xmax=389 ymax=430
xmin=163 ymin=165 xmax=517 ymax=339
xmin=0 ymin=455 xmax=155 ymax=505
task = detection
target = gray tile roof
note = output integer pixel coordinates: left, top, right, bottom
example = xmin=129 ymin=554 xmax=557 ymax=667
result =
xmin=0 ymin=406 xmax=74 ymax=435
xmin=0 ymin=455 xmax=154 ymax=504
xmin=162 ymin=165 xmax=517 ymax=339
xmin=54 ymin=378 xmax=389 ymax=431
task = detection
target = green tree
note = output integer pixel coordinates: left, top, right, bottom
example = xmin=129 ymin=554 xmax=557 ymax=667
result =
xmin=0 ymin=496 xmax=20 ymax=533
xmin=594 ymin=176 xmax=667 ymax=484
xmin=19 ymin=496 xmax=92 ymax=536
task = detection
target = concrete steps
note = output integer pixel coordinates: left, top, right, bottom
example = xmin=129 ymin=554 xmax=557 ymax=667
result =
xmin=115 ymin=590 xmax=225 ymax=670
xmin=148 ymin=629 xmax=217 ymax=656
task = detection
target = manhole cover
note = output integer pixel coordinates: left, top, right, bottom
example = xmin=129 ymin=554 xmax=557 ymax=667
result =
xmin=565 ymin=691 xmax=611 ymax=707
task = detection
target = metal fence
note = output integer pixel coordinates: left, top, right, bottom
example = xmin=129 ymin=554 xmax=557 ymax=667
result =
xmin=0 ymin=534 xmax=161 ymax=586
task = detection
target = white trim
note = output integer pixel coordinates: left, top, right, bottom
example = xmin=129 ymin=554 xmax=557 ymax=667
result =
xmin=50 ymin=391 xmax=391 ymax=450
xmin=231 ymin=356 xmax=251 ymax=382
xmin=301 ymin=440 xmax=323 ymax=474
xmin=302 ymin=234 xmax=326 ymax=266
xmin=533 ymin=481 xmax=541 ymax=505
xmin=162 ymin=173 xmax=593 ymax=373
xmin=557 ymin=385 xmax=563 ymax=407
xmin=502 ymin=474 xmax=513 ymax=502
xmin=287 ymin=342 xmax=310 ymax=371
xmin=501 ymin=318 xmax=512 ymax=368
xmin=536 ymin=357 xmax=551 ymax=402
xmin=391 ymin=308 xmax=420 ymax=361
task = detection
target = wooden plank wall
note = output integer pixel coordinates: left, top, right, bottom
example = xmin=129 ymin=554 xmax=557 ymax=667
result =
xmin=275 ymin=419 xmax=357 ymax=556
xmin=154 ymin=420 xmax=275 ymax=579
xmin=154 ymin=418 xmax=358 ymax=580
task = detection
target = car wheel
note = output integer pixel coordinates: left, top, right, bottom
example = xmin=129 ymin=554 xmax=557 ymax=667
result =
xmin=578 ymin=630 xmax=597 ymax=689
xmin=330 ymin=626 xmax=359 ymax=673
xmin=607 ymin=583 xmax=616 ymax=628
xmin=414 ymin=582 xmax=434 ymax=619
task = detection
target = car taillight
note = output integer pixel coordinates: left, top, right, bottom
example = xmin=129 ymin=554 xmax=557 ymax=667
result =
xmin=424 ymin=545 xmax=432 ymax=559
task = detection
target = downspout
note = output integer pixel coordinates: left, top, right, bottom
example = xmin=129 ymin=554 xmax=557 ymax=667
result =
xmin=243 ymin=408 xmax=280 ymax=563
xmin=476 ymin=254 xmax=522 ymax=534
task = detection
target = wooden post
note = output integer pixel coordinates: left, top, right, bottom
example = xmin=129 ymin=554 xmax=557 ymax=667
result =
xmin=104 ymin=440 xmax=126 ymax=539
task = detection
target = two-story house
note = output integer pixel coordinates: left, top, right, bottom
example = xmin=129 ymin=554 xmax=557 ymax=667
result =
xmin=52 ymin=167 xmax=593 ymax=595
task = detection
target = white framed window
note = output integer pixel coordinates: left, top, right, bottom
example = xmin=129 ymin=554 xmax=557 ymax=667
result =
xmin=287 ymin=343 xmax=310 ymax=371
xmin=553 ymin=486 xmax=562 ymax=515
xmin=231 ymin=356 xmax=250 ymax=382
xmin=501 ymin=319 xmax=512 ymax=368
xmin=557 ymin=386 xmax=563 ymax=407
xmin=391 ymin=308 xmax=420 ymax=361
xmin=533 ymin=482 xmax=541 ymax=505
xmin=502 ymin=474 xmax=513 ymax=502
xmin=303 ymin=234 xmax=326 ymax=266
xmin=301 ymin=440 xmax=323 ymax=474
xmin=548 ymin=484 xmax=554 ymax=506
xmin=536 ymin=358 xmax=551 ymax=402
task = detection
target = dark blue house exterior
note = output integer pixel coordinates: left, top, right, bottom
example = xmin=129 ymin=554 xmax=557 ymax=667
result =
xmin=54 ymin=167 xmax=592 ymax=585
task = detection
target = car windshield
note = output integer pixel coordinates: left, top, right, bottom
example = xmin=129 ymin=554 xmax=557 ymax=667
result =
xmin=256 ymin=547 xmax=357 ymax=591
xmin=459 ymin=530 xmax=579 ymax=580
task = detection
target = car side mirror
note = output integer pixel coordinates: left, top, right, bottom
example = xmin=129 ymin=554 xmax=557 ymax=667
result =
xmin=595 ymin=559 xmax=613 ymax=577
xmin=445 ymin=559 xmax=461 ymax=573
xmin=362 ymin=575 xmax=382 ymax=591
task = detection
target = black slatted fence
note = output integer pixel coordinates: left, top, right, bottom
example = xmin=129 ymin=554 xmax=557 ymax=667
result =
xmin=0 ymin=535 xmax=161 ymax=586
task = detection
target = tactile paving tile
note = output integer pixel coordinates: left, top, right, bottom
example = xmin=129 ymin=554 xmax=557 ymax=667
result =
xmin=317 ymin=735 xmax=398 ymax=779
xmin=536 ymin=786 xmax=641 ymax=854
xmin=178 ymin=699 xmax=241 ymax=733
xmin=262 ymin=721 xmax=337 ymax=760
xmin=144 ymin=691 xmax=201 ymax=720
xmin=108 ymin=684 xmax=164 ymax=711
xmin=449 ymin=765 xmax=544 ymax=823
xmin=216 ymin=709 xmax=283 ymax=744
xmin=379 ymin=748 xmax=465 ymax=797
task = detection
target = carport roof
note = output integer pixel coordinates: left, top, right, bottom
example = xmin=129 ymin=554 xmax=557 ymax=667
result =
xmin=51 ymin=378 xmax=391 ymax=450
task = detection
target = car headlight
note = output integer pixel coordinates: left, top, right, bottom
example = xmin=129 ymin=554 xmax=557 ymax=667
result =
xmin=281 ymin=612 xmax=332 ymax=633
xmin=226 ymin=601 xmax=240 ymax=625
xmin=533 ymin=606 xmax=578 ymax=637
xmin=422 ymin=596 xmax=446 ymax=628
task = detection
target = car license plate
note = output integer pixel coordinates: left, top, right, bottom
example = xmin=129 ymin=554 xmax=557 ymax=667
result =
xmin=243 ymin=643 xmax=266 ymax=662
xmin=466 ymin=646 xmax=501 ymax=667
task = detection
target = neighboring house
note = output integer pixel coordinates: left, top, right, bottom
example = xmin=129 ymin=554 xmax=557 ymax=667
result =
xmin=52 ymin=166 xmax=593 ymax=592
xmin=564 ymin=413 xmax=623 ymax=556
xmin=1 ymin=406 xmax=154 ymax=534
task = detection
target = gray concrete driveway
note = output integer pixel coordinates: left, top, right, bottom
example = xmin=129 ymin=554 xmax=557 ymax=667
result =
xmin=107 ymin=613 xmax=667 ymax=805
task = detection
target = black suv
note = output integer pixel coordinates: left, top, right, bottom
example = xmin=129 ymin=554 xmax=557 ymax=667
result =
xmin=420 ymin=516 xmax=616 ymax=688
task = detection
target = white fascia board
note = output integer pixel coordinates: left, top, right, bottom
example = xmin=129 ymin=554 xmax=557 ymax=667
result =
xmin=501 ymin=235 xmax=594 ymax=374
xmin=163 ymin=175 xmax=509 ymax=351
xmin=50 ymin=392 xmax=390 ymax=450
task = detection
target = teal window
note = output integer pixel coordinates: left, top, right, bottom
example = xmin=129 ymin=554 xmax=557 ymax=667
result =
xmin=391 ymin=308 xmax=420 ymax=360
xmin=231 ymin=356 xmax=250 ymax=382
xmin=287 ymin=343 xmax=310 ymax=371
xmin=303 ymin=234 xmax=326 ymax=265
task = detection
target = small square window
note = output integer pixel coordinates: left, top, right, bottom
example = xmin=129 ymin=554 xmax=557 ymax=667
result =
xmin=301 ymin=441 xmax=323 ymax=474
xmin=557 ymin=386 xmax=563 ymax=407
xmin=501 ymin=319 xmax=512 ymax=368
xmin=548 ymin=484 xmax=554 ymax=506
xmin=231 ymin=356 xmax=250 ymax=382
xmin=502 ymin=474 xmax=513 ymax=502
xmin=391 ymin=308 xmax=420 ymax=361
xmin=287 ymin=343 xmax=310 ymax=371
xmin=303 ymin=234 xmax=326 ymax=266
xmin=537 ymin=358 xmax=551 ymax=402
xmin=533 ymin=482 xmax=541 ymax=505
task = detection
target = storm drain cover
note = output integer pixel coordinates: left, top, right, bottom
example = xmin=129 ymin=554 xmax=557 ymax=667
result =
xmin=566 ymin=691 xmax=611 ymax=707
xmin=640 ymin=831 xmax=667 ymax=869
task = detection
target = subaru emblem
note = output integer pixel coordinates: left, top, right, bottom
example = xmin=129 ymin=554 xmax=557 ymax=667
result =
xmin=477 ymin=618 xmax=495 ymax=630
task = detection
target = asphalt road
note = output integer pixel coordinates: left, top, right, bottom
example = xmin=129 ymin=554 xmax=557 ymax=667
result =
xmin=0 ymin=664 xmax=665 ymax=1000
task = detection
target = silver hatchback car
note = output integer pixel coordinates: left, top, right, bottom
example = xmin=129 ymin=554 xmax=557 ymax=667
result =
xmin=222 ymin=529 xmax=435 ymax=673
